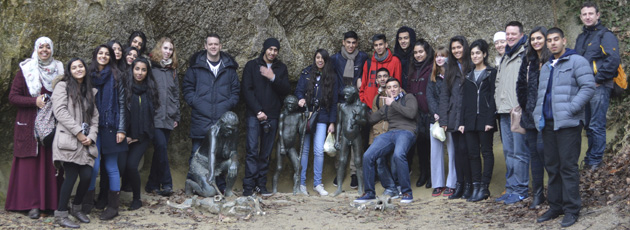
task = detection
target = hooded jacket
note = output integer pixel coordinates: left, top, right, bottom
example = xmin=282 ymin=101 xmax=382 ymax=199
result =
xmin=533 ymin=49 xmax=595 ymax=131
xmin=495 ymin=38 xmax=526 ymax=113
xmin=51 ymin=80 xmax=99 ymax=167
xmin=241 ymin=52 xmax=291 ymax=119
xmin=152 ymin=61 xmax=180 ymax=130
xmin=575 ymin=22 xmax=620 ymax=88
xmin=359 ymin=48 xmax=402 ymax=109
xmin=394 ymin=26 xmax=417 ymax=89
xmin=182 ymin=51 xmax=240 ymax=138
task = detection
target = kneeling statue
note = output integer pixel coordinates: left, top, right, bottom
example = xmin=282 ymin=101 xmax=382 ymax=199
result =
xmin=186 ymin=111 xmax=239 ymax=197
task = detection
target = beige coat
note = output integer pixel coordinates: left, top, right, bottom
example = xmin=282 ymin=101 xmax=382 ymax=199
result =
xmin=495 ymin=45 xmax=525 ymax=114
xmin=51 ymin=80 xmax=99 ymax=167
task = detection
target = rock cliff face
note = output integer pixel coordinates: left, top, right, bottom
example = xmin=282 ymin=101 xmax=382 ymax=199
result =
xmin=1 ymin=0 xmax=574 ymax=201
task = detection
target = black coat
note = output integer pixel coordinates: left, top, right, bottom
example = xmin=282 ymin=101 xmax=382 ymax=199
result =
xmin=241 ymin=55 xmax=291 ymax=119
xmin=516 ymin=55 xmax=540 ymax=130
xmin=426 ymin=74 xmax=444 ymax=117
xmin=461 ymin=67 xmax=497 ymax=132
xmin=438 ymin=71 xmax=465 ymax=132
xmin=182 ymin=51 xmax=240 ymax=138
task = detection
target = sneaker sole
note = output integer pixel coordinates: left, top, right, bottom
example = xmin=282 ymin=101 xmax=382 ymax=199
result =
xmin=400 ymin=199 xmax=413 ymax=203
xmin=353 ymin=199 xmax=376 ymax=203
xmin=261 ymin=193 xmax=274 ymax=197
xmin=350 ymin=185 xmax=358 ymax=189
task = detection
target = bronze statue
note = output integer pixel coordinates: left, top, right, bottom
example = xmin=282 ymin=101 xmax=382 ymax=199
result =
xmin=333 ymin=86 xmax=367 ymax=196
xmin=272 ymin=95 xmax=305 ymax=195
xmin=185 ymin=111 xmax=239 ymax=197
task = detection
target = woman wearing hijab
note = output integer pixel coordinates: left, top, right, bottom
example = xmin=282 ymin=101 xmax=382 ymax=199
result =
xmin=6 ymin=37 xmax=64 ymax=219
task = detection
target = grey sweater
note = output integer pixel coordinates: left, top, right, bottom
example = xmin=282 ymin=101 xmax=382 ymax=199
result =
xmin=369 ymin=94 xmax=418 ymax=134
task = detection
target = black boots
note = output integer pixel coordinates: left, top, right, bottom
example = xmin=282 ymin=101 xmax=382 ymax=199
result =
xmin=416 ymin=172 xmax=428 ymax=187
xmin=529 ymin=184 xmax=546 ymax=209
xmin=70 ymin=204 xmax=90 ymax=223
xmin=99 ymin=190 xmax=119 ymax=220
xmin=55 ymin=211 xmax=79 ymax=228
xmin=81 ymin=190 xmax=95 ymax=214
xmin=448 ymin=182 xmax=464 ymax=199
xmin=95 ymin=191 xmax=108 ymax=209
xmin=467 ymin=182 xmax=490 ymax=202
xmin=461 ymin=182 xmax=473 ymax=200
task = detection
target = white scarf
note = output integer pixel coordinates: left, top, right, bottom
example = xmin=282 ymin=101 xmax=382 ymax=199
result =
xmin=19 ymin=37 xmax=63 ymax=97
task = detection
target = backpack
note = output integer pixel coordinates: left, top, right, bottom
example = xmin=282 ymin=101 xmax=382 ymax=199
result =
xmin=34 ymin=94 xmax=56 ymax=146
xmin=591 ymin=28 xmax=626 ymax=97
xmin=612 ymin=65 xmax=627 ymax=97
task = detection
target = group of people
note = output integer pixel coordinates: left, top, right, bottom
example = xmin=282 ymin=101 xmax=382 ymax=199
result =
xmin=7 ymin=31 xmax=181 ymax=228
xmin=6 ymin=1 xmax=620 ymax=228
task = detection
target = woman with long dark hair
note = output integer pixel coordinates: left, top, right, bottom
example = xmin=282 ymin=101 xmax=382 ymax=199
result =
xmin=439 ymin=36 xmax=473 ymax=200
xmin=458 ymin=39 xmax=497 ymax=202
xmin=146 ymin=37 xmax=180 ymax=196
xmin=121 ymin=46 xmax=139 ymax=72
xmin=6 ymin=36 xmax=63 ymax=219
xmin=127 ymin=31 xmax=147 ymax=56
xmin=106 ymin=40 xmax=124 ymax=70
xmin=516 ymin=26 xmax=551 ymax=209
xmin=427 ymin=46 xmax=458 ymax=197
xmin=405 ymin=39 xmax=434 ymax=189
xmin=51 ymin=58 xmax=99 ymax=227
xmin=296 ymin=49 xmax=338 ymax=196
xmin=119 ymin=58 xmax=160 ymax=210
xmin=85 ymin=44 xmax=127 ymax=221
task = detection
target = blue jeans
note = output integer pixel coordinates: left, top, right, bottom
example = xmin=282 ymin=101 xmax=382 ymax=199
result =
xmin=300 ymin=123 xmax=327 ymax=187
xmin=584 ymin=86 xmax=611 ymax=166
xmin=89 ymin=135 xmax=120 ymax=191
xmin=362 ymin=130 xmax=415 ymax=196
xmin=146 ymin=128 xmax=173 ymax=190
xmin=243 ymin=116 xmax=278 ymax=191
xmin=499 ymin=114 xmax=529 ymax=196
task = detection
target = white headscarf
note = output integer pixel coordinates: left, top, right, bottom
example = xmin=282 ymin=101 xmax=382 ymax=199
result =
xmin=18 ymin=37 xmax=64 ymax=97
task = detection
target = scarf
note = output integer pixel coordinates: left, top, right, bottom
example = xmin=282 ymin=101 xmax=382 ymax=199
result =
xmin=505 ymin=35 xmax=527 ymax=58
xmin=91 ymin=66 xmax=119 ymax=129
xmin=19 ymin=37 xmax=63 ymax=97
xmin=374 ymin=49 xmax=389 ymax=62
xmin=340 ymin=46 xmax=358 ymax=80
xmin=129 ymin=83 xmax=154 ymax=140
xmin=160 ymin=58 xmax=173 ymax=68
xmin=394 ymin=92 xmax=405 ymax=101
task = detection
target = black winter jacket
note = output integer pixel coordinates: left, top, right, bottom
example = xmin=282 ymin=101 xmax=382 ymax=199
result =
xmin=295 ymin=65 xmax=338 ymax=123
xmin=575 ymin=22 xmax=620 ymax=88
xmin=241 ymin=55 xmax=291 ymax=119
xmin=182 ymin=51 xmax=240 ymax=138
xmin=438 ymin=71 xmax=465 ymax=132
xmin=516 ymin=55 xmax=540 ymax=130
xmin=461 ymin=67 xmax=497 ymax=132
xmin=426 ymin=74 xmax=444 ymax=117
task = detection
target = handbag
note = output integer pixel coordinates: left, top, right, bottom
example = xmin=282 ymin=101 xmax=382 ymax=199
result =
xmin=305 ymin=108 xmax=319 ymax=134
xmin=34 ymin=94 xmax=56 ymax=146
xmin=430 ymin=121 xmax=446 ymax=142
xmin=510 ymin=106 xmax=526 ymax=134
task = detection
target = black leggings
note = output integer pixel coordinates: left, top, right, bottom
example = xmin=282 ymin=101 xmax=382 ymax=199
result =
xmin=119 ymin=139 xmax=149 ymax=200
xmin=58 ymin=162 xmax=93 ymax=211
xmin=452 ymin=132 xmax=471 ymax=183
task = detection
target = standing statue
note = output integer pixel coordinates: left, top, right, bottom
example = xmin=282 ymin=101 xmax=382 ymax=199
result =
xmin=272 ymin=95 xmax=305 ymax=195
xmin=185 ymin=111 xmax=239 ymax=197
xmin=334 ymin=86 xmax=368 ymax=196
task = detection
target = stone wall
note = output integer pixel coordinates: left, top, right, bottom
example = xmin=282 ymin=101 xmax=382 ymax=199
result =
xmin=1 ymin=0 xmax=579 ymax=202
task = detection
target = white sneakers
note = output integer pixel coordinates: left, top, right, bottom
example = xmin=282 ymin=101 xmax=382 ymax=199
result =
xmin=314 ymin=184 xmax=329 ymax=196
xmin=299 ymin=185 xmax=309 ymax=195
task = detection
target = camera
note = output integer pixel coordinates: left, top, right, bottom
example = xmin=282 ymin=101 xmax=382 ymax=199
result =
xmin=311 ymin=98 xmax=320 ymax=108
xmin=260 ymin=120 xmax=271 ymax=133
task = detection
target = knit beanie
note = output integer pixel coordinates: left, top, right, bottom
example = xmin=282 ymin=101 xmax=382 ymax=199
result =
xmin=263 ymin=38 xmax=280 ymax=51
xmin=493 ymin=31 xmax=506 ymax=42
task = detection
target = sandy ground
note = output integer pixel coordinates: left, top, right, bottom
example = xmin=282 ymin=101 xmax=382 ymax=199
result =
xmin=1 ymin=131 xmax=629 ymax=229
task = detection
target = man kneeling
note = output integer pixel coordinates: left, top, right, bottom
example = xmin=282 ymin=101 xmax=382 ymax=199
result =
xmin=354 ymin=78 xmax=418 ymax=204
